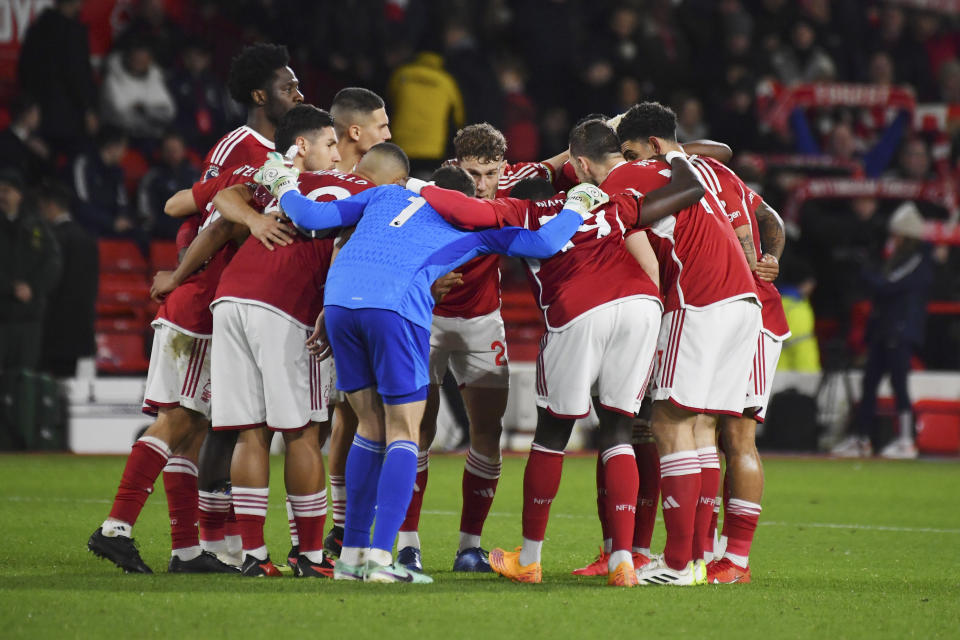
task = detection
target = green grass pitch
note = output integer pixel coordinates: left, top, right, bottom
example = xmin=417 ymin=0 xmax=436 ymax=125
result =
xmin=1 ymin=453 xmax=958 ymax=639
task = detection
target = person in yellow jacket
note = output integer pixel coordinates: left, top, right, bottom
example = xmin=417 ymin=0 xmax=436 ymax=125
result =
xmin=777 ymin=280 xmax=821 ymax=373
xmin=388 ymin=51 xmax=465 ymax=171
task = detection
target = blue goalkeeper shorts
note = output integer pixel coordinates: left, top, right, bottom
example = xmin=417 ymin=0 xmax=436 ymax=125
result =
xmin=325 ymin=305 xmax=429 ymax=404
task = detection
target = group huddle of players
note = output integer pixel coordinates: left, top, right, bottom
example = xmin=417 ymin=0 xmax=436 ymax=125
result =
xmin=86 ymin=41 xmax=788 ymax=587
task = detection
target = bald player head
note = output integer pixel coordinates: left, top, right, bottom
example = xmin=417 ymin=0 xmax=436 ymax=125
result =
xmin=355 ymin=142 xmax=409 ymax=186
xmin=331 ymin=87 xmax=391 ymax=172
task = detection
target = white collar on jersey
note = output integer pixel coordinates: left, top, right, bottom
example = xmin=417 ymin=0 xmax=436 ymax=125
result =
xmin=243 ymin=125 xmax=275 ymax=150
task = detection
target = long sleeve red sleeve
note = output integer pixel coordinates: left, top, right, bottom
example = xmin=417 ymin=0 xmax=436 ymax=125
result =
xmin=421 ymin=185 xmax=502 ymax=229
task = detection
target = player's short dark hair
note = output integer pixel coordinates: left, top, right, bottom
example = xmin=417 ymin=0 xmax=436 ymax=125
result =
xmin=569 ymin=119 xmax=621 ymax=162
xmin=453 ymin=123 xmax=506 ymax=163
xmin=364 ymin=142 xmax=410 ymax=176
xmin=36 ymin=179 xmax=74 ymax=210
xmin=330 ymin=87 xmax=385 ymax=136
xmin=510 ymin=177 xmax=556 ymax=200
xmin=96 ymin=125 xmax=127 ymax=149
xmin=574 ymin=113 xmax=610 ymax=128
xmin=616 ymin=101 xmax=678 ymax=143
xmin=227 ymin=43 xmax=290 ymax=105
xmin=432 ymin=165 xmax=476 ymax=197
xmin=274 ymin=104 xmax=335 ymax=153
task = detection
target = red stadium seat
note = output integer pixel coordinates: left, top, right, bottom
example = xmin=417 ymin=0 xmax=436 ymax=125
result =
xmin=99 ymin=239 xmax=148 ymax=273
xmin=96 ymin=331 xmax=151 ymax=374
xmin=915 ymin=400 xmax=960 ymax=455
xmin=149 ymin=240 xmax=179 ymax=271
xmin=96 ymin=272 xmax=151 ymax=318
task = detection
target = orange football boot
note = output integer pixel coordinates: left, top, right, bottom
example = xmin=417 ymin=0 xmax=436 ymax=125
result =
xmin=489 ymin=547 xmax=542 ymax=584
xmin=706 ymin=557 xmax=751 ymax=584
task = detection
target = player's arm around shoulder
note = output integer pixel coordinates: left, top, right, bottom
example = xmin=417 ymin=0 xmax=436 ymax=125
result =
xmin=213 ymin=184 xmax=294 ymax=251
xmin=637 ymin=153 xmax=705 ymax=226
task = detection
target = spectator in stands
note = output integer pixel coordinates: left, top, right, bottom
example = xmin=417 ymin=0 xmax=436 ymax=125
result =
xmin=37 ymin=181 xmax=98 ymax=379
xmin=867 ymin=51 xmax=896 ymax=87
xmin=444 ymin=20 xmax=504 ymax=128
xmin=16 ymin=0 xmax=98 ymax=157
xmin=675 ymin=95 xmax=708 ymax=143
xmin=867 ymin=5 xmax=933 ymax=99
xmin=891 ymin=137 xmax=934 ymax=181
xmin=111 ymin=0 xmax=185 ymax=68
xmin=387 ymin=47 xmax=465 ymax=175
xmin=71 ymin=127 xmax=135 ymax=239
xmin=776 ymin=253 xmax=821 ymax=373
xmin=0 ymin=170 xmax=62 ymax=373
xmin=938 ymin=58 xmax=960 ymax=103
xmin=101 ymin=39 xmax=176 ymax=147
xmin=137 ymin=132 xmax=195 ymax=240
xmin=0 ymin=95 xmax=52 ymax=186
xmin=167 ymin=40 xmax=237 ymax=153
xmin=771 ymin=21 xmax=836 ymax=86
xmin=834 ymin=202 xmax=934 ymax=460
xmin=498 ymin=58 xmax=540 ymax=162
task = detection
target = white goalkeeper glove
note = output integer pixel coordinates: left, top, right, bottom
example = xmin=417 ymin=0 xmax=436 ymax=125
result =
xmin=564 ymin=183 xmax=609 ymax=221
xmin=254 ymin=152 xmax=300 ymax=199
xmin=405 ymin=177 xmax=434 ymax=195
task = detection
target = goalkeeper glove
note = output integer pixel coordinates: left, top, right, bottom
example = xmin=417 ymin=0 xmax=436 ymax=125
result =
xmin=564 ymin=183 xmax=609 ymax=221
xmin=254 ymin=152 xmax=300 ymax=199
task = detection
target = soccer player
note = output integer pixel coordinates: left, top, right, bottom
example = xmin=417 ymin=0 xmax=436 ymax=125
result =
xmin=684 ymin=155 xmax=787 ymax=584
xmin=192 ymin=42 xmax=304 ymax=561
xmin=396 ymin=123 xmax=571 ymax=574
xmin=323 ymin=86 xmax=392 ymax=559
xmin=418 ymin=119 xmax=705 ymax=586
xmin=255 ymin=153 xmax=607 ymax=583
xmin=85 ymin=159 xmax=284 ymax=575
xmin=612 ymin=102 xmax=762 ymax=586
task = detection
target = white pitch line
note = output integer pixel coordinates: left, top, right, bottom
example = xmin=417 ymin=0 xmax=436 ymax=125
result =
xmin=3 ymin=498 xmax=957 ymax=535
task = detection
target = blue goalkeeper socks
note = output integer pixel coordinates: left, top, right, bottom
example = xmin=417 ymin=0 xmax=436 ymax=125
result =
xmin=371 ymin=440 xmax=419 ymax=552
xmin=343 ymin=435 xmax=385 ymax=549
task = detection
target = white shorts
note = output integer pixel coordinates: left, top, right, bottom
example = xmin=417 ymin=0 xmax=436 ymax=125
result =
xmin=745 ymin=331 xmax=784 ymax=421
xmin=536 ymin=298 xmax=661 ymax=419
xmin=428 ymin=309 xmax=509 ymax=388
xmin=652 ymin=299 xmax=763 ymax=416
xmin=142 ymin=323 xmax=211 ymax=418
xmin=211 ymin=302 xmax=332 ymax=431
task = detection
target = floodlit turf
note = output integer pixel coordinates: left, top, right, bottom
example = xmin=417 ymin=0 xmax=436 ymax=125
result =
xmin=1 ymin=453 xmax=958 ymax=639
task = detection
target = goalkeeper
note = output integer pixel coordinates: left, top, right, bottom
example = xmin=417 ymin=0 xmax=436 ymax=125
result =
xmin=255 ymin=154 xmax=609 ymax=584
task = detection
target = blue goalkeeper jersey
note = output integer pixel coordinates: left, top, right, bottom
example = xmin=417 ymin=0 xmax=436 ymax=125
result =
xmin=278 ymin=184 xmax=582 ymax=330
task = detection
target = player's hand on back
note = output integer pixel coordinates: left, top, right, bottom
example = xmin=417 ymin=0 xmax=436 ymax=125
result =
xmin=431 ymin=271 xmax=464 ymax=303
xmin=306 ymin=309 xmax=332 ymax=361
xmin=255 ymin=151 xmax=300 ymax=199
xmin=755 ymin=254 xmax=779 ymax=282
xmin=248 ymin=214 xmax=295 ymax=251
xmin=564 ymin=183 xmax=609 ymax=221
xmin=150 ymin=270 xmax=178 ymax=302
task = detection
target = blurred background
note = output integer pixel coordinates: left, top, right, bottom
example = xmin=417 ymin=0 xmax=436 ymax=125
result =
xmin=1 ymin=0 xmax=958 ymax=456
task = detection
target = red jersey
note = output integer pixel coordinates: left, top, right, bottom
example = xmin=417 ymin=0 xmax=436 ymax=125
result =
xmin=691 ymin=156 xmax=791 ymax=339
xmin=600 ymin=159 xmax=758 ymax=314
xmin=434 ymin=161 xmax=557 ymax=319
xmin=421 ymin=186 xmax=659 ymax=331
xmin=201 ymin=125 xmax=275 ymax=181
xmin=213 ymin=170 xmax=374 ymax=329
xmin=154 ymin=164 xmax=261 ymax=336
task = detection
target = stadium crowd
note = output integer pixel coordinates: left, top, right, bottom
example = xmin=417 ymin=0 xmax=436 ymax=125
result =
xmin=0 ymin=0 xmax=958 ymax=588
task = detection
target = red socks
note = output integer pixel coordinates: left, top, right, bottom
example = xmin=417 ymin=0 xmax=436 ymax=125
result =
xmin=693 ymin=446 xmax=721 ymax=561
xmin=659 ymin=451 xmax=701 ymax=570
xmin=198 ymin=490 xmax=230 ymax=547
xmin=461 ymin=448 xmax=501 ymax=537
xmin=600 ymin=445 xmax=639 ymax=554
xmin=232 ymin=487 xmax=269 ymax=557
xmin=288 ymin=491 xmax=328 ymax=554
xmin=633 ymin=441 xmax=660 ymax=551
xmin=521 ymin=444 xmax=564 ymax=542
xmin=162 ymin=456 xmax=200 ymax=553
xmin=722 ymin=498 xmax=761 ymax=564
xmin=400 ymin=451 xmax=430 ymax=533
xmin=108 ymin=436 xmax=171 ymax=525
